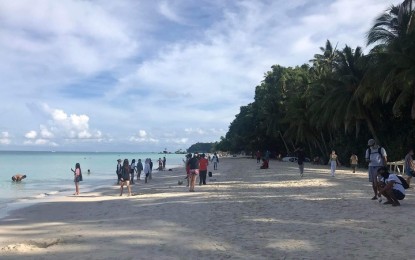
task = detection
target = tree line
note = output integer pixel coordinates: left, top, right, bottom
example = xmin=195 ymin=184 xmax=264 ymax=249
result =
xmin=216 ymin=1 xmax=415 ymax=165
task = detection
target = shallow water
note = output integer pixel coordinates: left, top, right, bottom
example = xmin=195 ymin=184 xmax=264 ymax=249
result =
xmin=0 ymin=151 xmax=186 ymax=216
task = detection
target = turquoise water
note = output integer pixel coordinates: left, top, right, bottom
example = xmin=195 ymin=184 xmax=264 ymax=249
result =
xmin=0 ymin=151 xmax=186 ymax=215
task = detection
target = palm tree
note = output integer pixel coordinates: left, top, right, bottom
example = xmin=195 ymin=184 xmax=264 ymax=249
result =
xmin=366 ymin=3 xmax=415 ymax=119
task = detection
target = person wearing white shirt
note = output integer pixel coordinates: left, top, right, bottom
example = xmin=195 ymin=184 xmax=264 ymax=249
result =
xmin=377 ymin=167 xmax=405 ymax=206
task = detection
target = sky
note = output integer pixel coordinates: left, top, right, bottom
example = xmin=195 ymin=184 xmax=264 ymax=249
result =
xmin=0 ymin=0 xmax=401 ymax=152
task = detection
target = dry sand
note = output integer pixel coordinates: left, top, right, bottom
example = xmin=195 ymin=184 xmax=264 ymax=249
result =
xmin=1 ymin=158 xmax=415 ymax=259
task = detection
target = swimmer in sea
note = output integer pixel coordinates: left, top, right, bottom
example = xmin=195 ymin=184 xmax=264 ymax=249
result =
xmin=12 ymin=174 xmax=27 ymax=182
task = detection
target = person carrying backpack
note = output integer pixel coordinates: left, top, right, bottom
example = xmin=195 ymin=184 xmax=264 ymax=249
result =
xmin=377 ymin=167 xmax=405 ymax=206
xmin=365 ymin=139 xmax=387 ymax=200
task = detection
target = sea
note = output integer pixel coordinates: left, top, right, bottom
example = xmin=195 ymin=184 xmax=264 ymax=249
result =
xmin=0 ymin=151 xmax=187 ymax=218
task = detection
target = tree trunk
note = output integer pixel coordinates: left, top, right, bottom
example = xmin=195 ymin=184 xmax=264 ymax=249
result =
xmin=411 ymin=85 xmax=415 ymax=119
xmin=364 ymin=114 xmax=380 ymax=144
xmin=279 ymin=131 xmax=290 ymax=154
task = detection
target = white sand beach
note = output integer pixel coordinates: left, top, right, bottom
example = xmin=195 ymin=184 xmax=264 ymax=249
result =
xmin=1 ymin=158 xmax=415 ymax=259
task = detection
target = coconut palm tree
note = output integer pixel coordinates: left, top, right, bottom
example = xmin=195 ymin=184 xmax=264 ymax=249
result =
xmin=366 ymin=3 xmax=415 ymax=119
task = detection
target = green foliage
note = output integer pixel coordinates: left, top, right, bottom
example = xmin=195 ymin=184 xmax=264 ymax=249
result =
xmin=187 ymin=142 xmax=216 ymax=153
xmin=217 ymin=1 xmax=415 ymax=165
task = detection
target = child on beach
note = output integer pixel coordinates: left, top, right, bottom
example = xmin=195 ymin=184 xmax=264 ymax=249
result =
xmin=71 ymin=163 xmax=82 ymax=195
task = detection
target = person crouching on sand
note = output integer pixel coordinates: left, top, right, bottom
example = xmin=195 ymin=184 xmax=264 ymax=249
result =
xmin=120 ymin=159 xmax=132 ymax=196
xmin=11 ymin=174 xmax=26 ymax=182
xmin=377 ymin=167 xmax=405 ymax=206
xmin=71 ymin=163 xmax=82 ymax=195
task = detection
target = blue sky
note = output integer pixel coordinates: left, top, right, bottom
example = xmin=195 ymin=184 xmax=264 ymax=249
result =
xmin=0 ymin=0 xmax=401 ymax=152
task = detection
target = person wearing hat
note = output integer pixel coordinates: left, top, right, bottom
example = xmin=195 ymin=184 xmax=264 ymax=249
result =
xmin=116 ymin=159 xmax=122 ymax=185
xmin=12 ymin=174 xmax=26 ymax=182
xmin=365 ymin=138 xmax=387 ymax=200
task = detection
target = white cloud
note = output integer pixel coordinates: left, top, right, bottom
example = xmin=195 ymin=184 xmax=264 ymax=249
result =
xmin=24 ymin=139 xmax=58 ymax=146
xmin=0 ymin=0 xmax=403 ymax=152
xmin=40 ymin=125 xmax=54 ymax=138
xmin=25 ymin=130 xmax=37 ymax=139
xmin=158 ymin=1 xmax=186 ymax=24
xmin=41 ymin=103 xmax=102 ymax=140
xmin=185 ymin=128 xmax=206 ymax=135
xmin=0 ymin=131 xmax=11 ymax=145
xmin=138 ymin=130 xmax=147 ymax=138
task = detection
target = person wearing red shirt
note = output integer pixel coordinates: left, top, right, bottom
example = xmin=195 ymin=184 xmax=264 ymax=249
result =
xmin=199 ymin=153 xmax=209 ymax=185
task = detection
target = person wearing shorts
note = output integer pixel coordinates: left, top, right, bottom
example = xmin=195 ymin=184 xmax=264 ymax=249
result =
xmin=365 ymin=139 xmax=387 ymax=200
xmin=187 ymin=153 xmax=199 ymax=192
xmin=120 ymin=159 xmax=132 ymax=196
xmin=377 ymin=167 xmax=405 ymax=206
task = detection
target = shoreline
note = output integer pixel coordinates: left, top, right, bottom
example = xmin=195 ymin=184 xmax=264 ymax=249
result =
xmin=0 ymin=164 xmax=184 ymax=220
xmin=1 ymin=158 xmax=414 ymax=259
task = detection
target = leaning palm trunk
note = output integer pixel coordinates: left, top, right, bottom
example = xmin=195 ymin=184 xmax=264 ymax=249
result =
xmin=364 ymin=114 xmax=380 ymax=143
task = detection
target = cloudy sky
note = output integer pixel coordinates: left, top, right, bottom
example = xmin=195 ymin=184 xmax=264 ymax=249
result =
xmin=0 ymin=0 xmax=400 ymax=152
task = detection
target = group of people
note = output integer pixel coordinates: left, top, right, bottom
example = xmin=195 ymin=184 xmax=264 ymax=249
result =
xmin=291 ymin=138 xmax=412 ymax=206
xmin=256 ymin=150 xmax=270 ymax=169
xmin=116 ymin=158 xmax=156 ymax=196
xmin=184 ymin=152 xmax=219 ymax=192
xmin=157 ymin=157 xmax=167 ymax=171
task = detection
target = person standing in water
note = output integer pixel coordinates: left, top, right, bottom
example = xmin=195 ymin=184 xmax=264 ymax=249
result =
xmin=136 ymin=159 xmax=143 ymax=181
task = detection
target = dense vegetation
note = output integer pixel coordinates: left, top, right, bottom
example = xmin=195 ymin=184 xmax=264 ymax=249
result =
xmin=187 ymin=142 xmax=216 ymax=153
xmin=216 ymin=1 xmax=415 ymax=165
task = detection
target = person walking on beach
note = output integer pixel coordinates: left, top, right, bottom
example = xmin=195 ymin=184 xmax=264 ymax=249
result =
xmin=329 ymin=150 xmax=340 ymax=177
xmin=404 ymin=147 xmax=415 ymax=187
xmin=130 ymin=159 xmax=136 ymax=184
xmin=295 ymin=146 xmax=305 ymax=177
xmin=256 ymin=150 xmax=261 ymax=163
xmin=187 ymin=153 xmax=199 ymax=192
xmin=136 ymin=159 xmax=143 ymax=181
xmin=365 ymin=139 xmax=387 ymax=200
xmin=211 ymin=152 xmax=219 ymax=170
xmin=163 ymin=156 xmax=166 ymax=170
xmin=199 ymin=153 xmax=209 ymax=185
xmin=71 ymin=163 xmax=82 ymax=195
xmin=116 ymin=159 xmax=122 ymax=184
xmin=350 ymin=153 xmax=358 ymax=173
xmin=120 ymin=159 xmax=132 ymax=196
xmin=143 ymin=158 xmax=151 ymax=183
